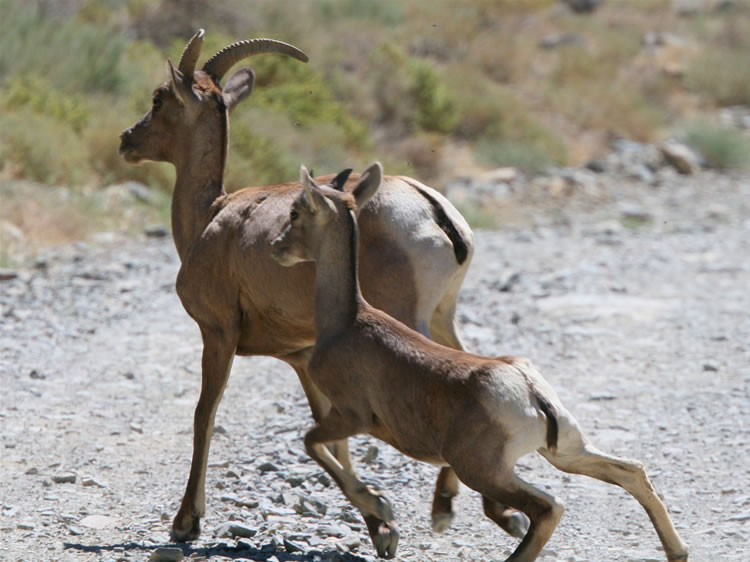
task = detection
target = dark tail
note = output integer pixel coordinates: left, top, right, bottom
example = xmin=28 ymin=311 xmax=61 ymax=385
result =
xmin=534 ymin=392 xmax=559 ymax=453
xmin=407 ymin=182 xmax=470 ymax=265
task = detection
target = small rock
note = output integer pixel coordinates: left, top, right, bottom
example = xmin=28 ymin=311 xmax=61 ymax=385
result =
xmin=660 ymin=141 xmax=700 ymax=174
xmin=337 ymin=534 xmax=361 ymax=551
xmin=285 ymin=475 xmax=305 ymax=487
xmin=619 ymin=203 xmax=653 ymax=223
xmin=283 ymin=538 xmax=306 ymax=553
xmin=257 ymin=461 xmax=279 ymax=473
xmin=29 ymin=369 xmax=47 ymax=380
xmin=149 ymin=546 xmax=184 ymax=561
xmin=539 ymin=32 xmax=583 ymax=49
xmin=17 ymin=522 xmax=35 ymax=531
xmin=0 ymin=269 xmax=18 ymax=281
xmin=52 ymin=473 xmax=76 ymax=484
xmin=68 ymin=526 xmax=84 ymax=536
xmin=703 ymin=362 xmax=719 ymax=372
xmin=25 ymin=467 xmax=39 ymax=475
xmin=226 ymin=522 xmax=258 ymax=538
xmin=79 ymin=515 xmax=117 ymax=529
xmin=144 ymin=225 xmax=170 ymax=238
xmin=589 ymin=392 xmax=617 ymax=401
xmin=129 ymin=423 xmax=143 ymax=433
xmin=81 ymin=477 xmax=106 ymax=488
xmin=362 ymin=445 xmax=379 ymax=464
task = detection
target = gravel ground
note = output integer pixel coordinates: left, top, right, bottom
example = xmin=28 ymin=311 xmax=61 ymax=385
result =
xmin=1 ymin=172 xmax=749 ymax=561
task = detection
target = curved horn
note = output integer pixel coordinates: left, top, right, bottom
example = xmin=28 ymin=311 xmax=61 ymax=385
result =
xmin=202 ymin=38 xmax=309 ymax=82
xmin=177 ymin=29 xmax=205 ymax=77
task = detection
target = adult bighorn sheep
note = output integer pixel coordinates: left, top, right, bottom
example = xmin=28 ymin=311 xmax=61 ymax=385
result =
xmin=119 ymin=30 xmax=499 ymax=545
xmin=269 ymin=163 xmax=690 ymax=561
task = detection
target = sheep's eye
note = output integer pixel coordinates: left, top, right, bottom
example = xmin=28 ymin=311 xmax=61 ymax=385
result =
xmin=290 ymin=209 xmax=299 ymax=221
xmin=152 ymin=97 xmax=162 ymax=112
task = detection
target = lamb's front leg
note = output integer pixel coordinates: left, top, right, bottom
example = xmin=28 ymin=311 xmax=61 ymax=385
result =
xmin=304 ymin=412 xmax=399 ymax=558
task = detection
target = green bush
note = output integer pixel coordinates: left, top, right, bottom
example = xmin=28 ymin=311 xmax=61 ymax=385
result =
xmin=0 ymin=0 xmax=129 ymax=94
xmin=686 ymin=49 xmax=750 ymax=107
xmin=316 ymin=0 xmax=403 ymax=24
xmin=369 ymin=43 xmax=458 ymax=135
xmin=684 ymin=120 xmax=750 ymax=171
xmin=0 ymin=109 xmax=89 ymax=186
xmin=475 ymin=138 xmax=557 ymax=176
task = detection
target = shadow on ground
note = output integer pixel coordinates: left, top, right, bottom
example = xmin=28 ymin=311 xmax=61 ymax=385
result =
xmin=63 ymin=541 xmax=371 ymax=561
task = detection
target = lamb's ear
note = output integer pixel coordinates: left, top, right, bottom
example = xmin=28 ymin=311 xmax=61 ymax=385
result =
xmin=222 ymin=67 xmax=255 ymax=113
xmin=352 ymin=161 xmax=383 ymax=210
xmin=329 ymin=168 xmax=353 ymax=191
xmin=299 ymin=165 xmax=329 ymax=213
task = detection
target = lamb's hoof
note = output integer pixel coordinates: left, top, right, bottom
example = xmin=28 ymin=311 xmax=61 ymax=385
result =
xmin=365 ymin=516 xmax=399 ymax=559
xmin=504 ymin=512 xmax=530 ymax=539
xmin=431 ymin=511 xmax=454 ymax=533
xmin=667 ymin=548 xmax=689 ymax=562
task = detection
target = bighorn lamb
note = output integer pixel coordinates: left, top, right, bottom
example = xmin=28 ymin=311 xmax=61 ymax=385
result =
xmin=269 ymin=163 xmax=690 ymax=562
xmin=119 ymin=30 xmax=480 ymax=543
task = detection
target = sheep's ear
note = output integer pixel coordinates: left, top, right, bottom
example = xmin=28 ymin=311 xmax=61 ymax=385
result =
xmin=329 ymin=168 xmax=353 ymax=191
xmin=352 ymin=161 xmax=383 ymax=210
xmin=222 ymin=67 xmax=255 ymax=113
xmin=167 ymin=58 xmax=194 ymax=105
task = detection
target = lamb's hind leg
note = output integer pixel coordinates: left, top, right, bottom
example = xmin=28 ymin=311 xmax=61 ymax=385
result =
xmin=539 ymin=441 xmax=689 ymax=561
xmin=304 ymin=411 xmax=399 ymax=558
xmin=428 ymin=298 xmax=530 ymax=537
xmin=456 ymin=467 xmax=564 ymax=562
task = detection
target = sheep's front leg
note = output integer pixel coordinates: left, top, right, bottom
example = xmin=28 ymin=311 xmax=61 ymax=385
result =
xmin=304 ymin=413 xmax=399 ymax=558
xmin=172 ymin=326 xmax=236 ymax=541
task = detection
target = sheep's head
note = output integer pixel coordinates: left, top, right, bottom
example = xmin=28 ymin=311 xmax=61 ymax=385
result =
xmin=119 ymin=29 xmax=308 ymax=165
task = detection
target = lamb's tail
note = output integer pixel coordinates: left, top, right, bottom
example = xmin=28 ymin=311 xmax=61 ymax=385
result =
xmin=533 ymin=390 xmax=559 ymax=454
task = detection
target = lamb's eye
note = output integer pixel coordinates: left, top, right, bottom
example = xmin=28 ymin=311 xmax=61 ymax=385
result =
xmin=290 ymin=209 xmax=299 ymax=221
xmin=152 ymin=97 xmax=162 ymax=112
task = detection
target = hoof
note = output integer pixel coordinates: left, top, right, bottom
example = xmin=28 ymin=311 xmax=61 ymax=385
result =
xmin=371 ymin=520 xmax=399 ymax=558
xmin=431 ymin=511 xmax=453 ymax=533
xmin=170 ymin=513 xmax=201 ymax=542
xmin=505 ymin=512 xmax=530 ymax=539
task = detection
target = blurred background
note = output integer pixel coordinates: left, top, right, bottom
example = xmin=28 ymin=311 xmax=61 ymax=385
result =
xmin=1 ymin=0 xmax=748 ymax=263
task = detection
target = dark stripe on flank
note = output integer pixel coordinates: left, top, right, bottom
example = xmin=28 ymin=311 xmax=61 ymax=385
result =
xmin=410 ymin=184 xmax=470 ymax=265
xmin=535 ymin=392 xmax=559 ymax=453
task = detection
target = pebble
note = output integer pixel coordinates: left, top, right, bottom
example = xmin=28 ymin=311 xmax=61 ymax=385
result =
xmin=149 ymin=546 xmax=184 ymax=561
xmin=79 ymin=514 xmax=117 ymax=529
xmin=224 ymin=522 xmax=258 ymax=538
xmin=0 ymin=269 xmax=18 ymax=281
xmin=52 ymin=473 xmax=76 ymax=484
xmin=81 ymin=477 xmax=106 ymax=488
xmin=17 ymin=522 xmax=35 ymax=530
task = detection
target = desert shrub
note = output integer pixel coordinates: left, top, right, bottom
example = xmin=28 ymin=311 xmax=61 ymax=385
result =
xmin=369 ymin=43 xmax=458 ymax=135
xmin=226 ymin=119 xmax=299 ymax=189
xmin=0 ymin=109 xmax=90 ymax=186
xmin=408 ymin=60 xmax=459 ymax=134
xmin=475 ymin=138 xmax=556 ymax=175
xmin=1 ymin=74 xmax=91 ymax=133
xmin=248 ymin=55 xmax=370 ymax=149
xmin=684 ymin=120 xmax=750 ymax=171
xmin=686 ymin=49 xmax=750 ymax=107
xmin=316 ymin=0 xmax=403 ymax=25
xmin=0 ymin=0 xmax=128 ymax=94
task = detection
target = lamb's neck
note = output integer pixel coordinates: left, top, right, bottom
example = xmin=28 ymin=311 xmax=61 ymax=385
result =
xmin=313 ymin=210 xmax=364 ymax=337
